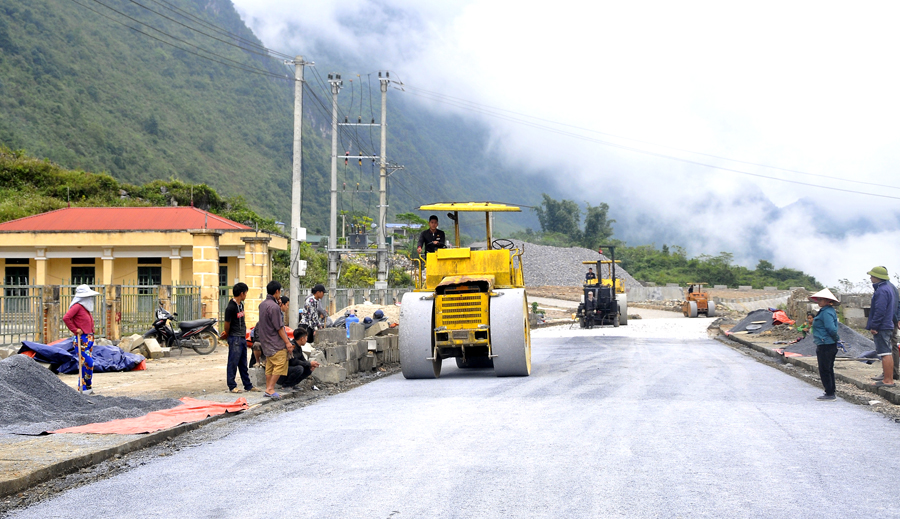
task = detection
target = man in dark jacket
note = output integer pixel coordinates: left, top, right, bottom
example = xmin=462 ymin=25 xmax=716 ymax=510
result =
xmin=417 ymin=215 xmax=446 ymax=256
xmin=278 ymin=326 xmax=319 ymax=389
xmin=867 ymin=266 xmax=897 ymax=387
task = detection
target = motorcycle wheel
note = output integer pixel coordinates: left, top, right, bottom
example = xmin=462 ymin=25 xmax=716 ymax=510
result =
xmin=191 ymin=330 xmax=218 ymax=355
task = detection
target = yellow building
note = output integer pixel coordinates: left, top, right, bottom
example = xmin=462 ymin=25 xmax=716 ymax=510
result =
xmin=0 ymin=207 xmax=287 ymax=326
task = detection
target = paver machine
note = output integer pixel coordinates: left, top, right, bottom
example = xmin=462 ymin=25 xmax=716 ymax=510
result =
xmin=575 ymin=245 xmax=627 ymax=327
xmin=399 ymin=202 xmax=531 ymax=379
xmin=682 ymin=283 xmax=717 ymax=318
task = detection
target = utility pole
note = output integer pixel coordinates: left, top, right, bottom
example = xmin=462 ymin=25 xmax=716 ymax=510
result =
xmin=287 ymin=55 xmax=310 ymax=328
xmin=328 ymin=74 xmax=343 ymax=291
xmin=375 ymin=72 xmax=390 ymax=288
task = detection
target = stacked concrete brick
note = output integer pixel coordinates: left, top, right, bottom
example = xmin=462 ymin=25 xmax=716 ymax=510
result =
xmin=311 ymin=324 xmax=400 ymax=384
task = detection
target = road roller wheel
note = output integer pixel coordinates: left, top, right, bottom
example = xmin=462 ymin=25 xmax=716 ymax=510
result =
xmin=456 ymin=357 xmax=493 ymax=369
xmin=688 ymin=301 xmax=698 ymax=318
xmin=399 ymin=292 xmax=441 ymax=379
xmin=707 ymin=301 xmax=717 ymax=318
xmin=490 ymin=289 xmax=531 ymax=377
xmin=618 ymin=297 xmax=628 ymax=326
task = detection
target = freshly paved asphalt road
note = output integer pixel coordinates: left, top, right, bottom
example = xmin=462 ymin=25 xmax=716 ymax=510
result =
xmin=10 ymin=318 xmax=900 ymax=518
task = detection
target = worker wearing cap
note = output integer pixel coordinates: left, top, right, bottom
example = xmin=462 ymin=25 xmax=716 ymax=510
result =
xmin=810 ymin=288 xmax=842 ymax=401
xmin=63 ymin=284 xmax=100 ymax=395
xmin=867 ymin=266 xmax=897 ymax=387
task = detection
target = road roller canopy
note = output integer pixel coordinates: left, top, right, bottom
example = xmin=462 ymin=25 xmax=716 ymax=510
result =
xmin=418 ymin=202 xmax=521 ymax=213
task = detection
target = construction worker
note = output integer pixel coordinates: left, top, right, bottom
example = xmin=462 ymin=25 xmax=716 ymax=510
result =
xmin=62 ymin=285 xmax=100 ymax=395
xmin=585 ymin=268 xmax=596 ymax=282
xmin=417 ymin=215 xmax=446 ymax=256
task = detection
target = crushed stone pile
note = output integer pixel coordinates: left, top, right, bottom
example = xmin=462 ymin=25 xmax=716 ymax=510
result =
xmin=330 ymin=303 xmax=400 ymax=324
xmin=784 ymin=323 xmax=875 ymax=358
xmin=0 ymin=355 xmax=181 ymax=435
xmin=470 ymin=239 xmax=642 ymax=288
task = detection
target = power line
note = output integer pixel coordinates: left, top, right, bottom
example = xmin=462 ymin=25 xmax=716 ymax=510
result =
xmin=70 ymin=0 xmax=292 ymax=81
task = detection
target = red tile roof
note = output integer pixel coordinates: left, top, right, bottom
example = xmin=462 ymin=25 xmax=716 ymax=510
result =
xmin=0 ymin=207 xmax=253 ymax=232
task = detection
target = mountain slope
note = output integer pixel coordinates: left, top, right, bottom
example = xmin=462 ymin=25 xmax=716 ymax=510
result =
xmin=0 ymin=0 xmax=550 ymax=233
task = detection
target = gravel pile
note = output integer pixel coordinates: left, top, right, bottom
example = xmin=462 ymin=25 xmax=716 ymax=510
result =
xmin=0 ymin=355 xmax=181 ymax=435
xmin=784 ymin=323 xmax=875 ymax=358
xmin=470 ymin=240 xmax=642 ymax=288
xmin=730 ymin=309 xmax=776 ymax=334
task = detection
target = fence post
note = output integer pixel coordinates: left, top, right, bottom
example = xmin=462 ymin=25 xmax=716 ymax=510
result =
xmin=158 ymin=285 xmax=172 ymax=313
xmin=328 ymin=289 xmax=336 ymax=315
xmin=349 ymin=288 xmax=355 ymax=307
xmin=105 ymin=285 xmax=121 ymax=341
xmin=41 ymin=285 xmax=60 ymax=344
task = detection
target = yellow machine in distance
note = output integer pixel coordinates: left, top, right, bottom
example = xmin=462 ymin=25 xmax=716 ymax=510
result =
xmin=583 ymin=260 xmax=625 ymax=293
xmin=682 ymin=283 xmax=717 ymax=318
xmin=399 ymin=202 xmax=531 ymax=378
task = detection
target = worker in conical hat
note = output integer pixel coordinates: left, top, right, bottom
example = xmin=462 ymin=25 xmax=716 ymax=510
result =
xmin=810 ymin=287 xmax=841 ymax=400
xmin=63 ymin=285 xmax=100 ymax=395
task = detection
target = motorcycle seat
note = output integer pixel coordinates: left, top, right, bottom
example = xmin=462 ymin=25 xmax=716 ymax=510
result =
xmin=178 ymin=318 xmax=216 ymax=330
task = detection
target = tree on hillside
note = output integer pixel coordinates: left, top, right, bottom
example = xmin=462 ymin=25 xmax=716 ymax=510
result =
xmin=582 ymin=202 xmax=615 ymax=250
xmin=534 ymin=194 xmax=582 ymax=242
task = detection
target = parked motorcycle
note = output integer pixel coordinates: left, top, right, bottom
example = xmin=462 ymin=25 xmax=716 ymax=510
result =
xmin=143 ymin=306 xmax=219 ymax=355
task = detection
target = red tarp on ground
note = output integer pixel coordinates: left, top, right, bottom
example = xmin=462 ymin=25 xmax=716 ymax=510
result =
xmin=51 ymin=397 xmax=249 ymax=435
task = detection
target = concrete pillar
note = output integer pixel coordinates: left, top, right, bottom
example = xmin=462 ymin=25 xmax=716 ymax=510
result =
xmin=242 ymin=236 xmax=271 ymax=329
xmin=191 ymin=229 xmax=223 ymax=320
xmin=237 ymin=249 xmax=246 ymax=284
xmin=101 ymin=248 xmax=114 ymax=285
xmin=158 ymin=285 xmax=172 ymax=313
xmin=41 ymin=285 xmax=60 ymax=344
xmin=105 ymin=285 xmax=121 ymax=341
xmin=169 ymin=247 xmax=182 ymax=285
xmin=35 ymin=248 xmax=47 ymax=285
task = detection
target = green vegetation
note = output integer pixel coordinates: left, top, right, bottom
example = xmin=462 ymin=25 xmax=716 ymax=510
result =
xmin=0 ymin=0 xmax=549 ymax=232
xmin=509 ymin=193 xmax=823 ymax=290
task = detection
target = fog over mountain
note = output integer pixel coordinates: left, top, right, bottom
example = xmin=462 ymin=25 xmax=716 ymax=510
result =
xmin=234 ymin=0 xmax=900 ymax=286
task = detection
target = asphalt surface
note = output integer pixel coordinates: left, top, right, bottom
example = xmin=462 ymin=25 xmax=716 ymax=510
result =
xmin=8 ymin=318 xmax=900 ymax=518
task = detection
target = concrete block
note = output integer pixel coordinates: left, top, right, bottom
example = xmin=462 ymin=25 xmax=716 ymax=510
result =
xmin=665 ymin=283 xmax=680 ymax=287
xmin=365 ymin=321 xmax=390 ymax=337
xmin=312 ymin=364 xmax=347 ymax=384
xmin=349 ymin=322 xmax=366 ymax=341
xmin=250 ymin=366 xmax=266 ymax=388
xmin=714 ymin=285 xmax=728 ymax=289
xmin=143 ymin=338 xmax=164 ymax=359
xmin=644 ymin=282 xmax=657 ymax=287
xmin=367 ymin=339 xmax=377 ymax=352
xmin=119 ymin=334 xmax=144 ymax=352
xmin=763 ymin=286 xmax=778 ymax=291
xmin=358 ymin=354 xmax=375 ymax=372
xmin=376 ymin=352 xmax=384 ymax=365
xmin=325 ymin=346 xmax=347 ymax=364
xmin=355 ymin=340 xmax=369 ymax=359
xmin=738 ymin=285 xmax=753 ymax=291
xmin=0 ymin=346 xmax=17 ymax=359
xmin=843 ymin=307 xmax=865 ymax=319
xmin=374 ymin=336 xmax=390 ymax=352
xmin=95 ymin=338 xmax=114 ymax=346
xmin=342 ymin=359 xmax=358 ymax=375
xmin=310 ymin=351 xmax=326 ymax=364
xmin=344 ymin=342 xmax=358 ymax=361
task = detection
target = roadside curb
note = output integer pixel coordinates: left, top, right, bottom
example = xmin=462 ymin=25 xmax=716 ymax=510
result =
xmin=716 ymin=328 xmax=900 ymax=405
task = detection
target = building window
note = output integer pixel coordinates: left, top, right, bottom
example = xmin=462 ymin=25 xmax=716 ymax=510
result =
xmin=138 ymin=257 xmax=162 ymax=265
xmin=71 ymin=258 xmax=95 ymax=265
xmin=71 ymin=266 xmax=96 ymax=286
xmin=6 ymin=258 xmax=29 ymax=265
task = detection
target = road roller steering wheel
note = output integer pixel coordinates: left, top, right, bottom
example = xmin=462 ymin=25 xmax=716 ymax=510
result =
xmin=492 ymin=238 xmax=516 ymax=250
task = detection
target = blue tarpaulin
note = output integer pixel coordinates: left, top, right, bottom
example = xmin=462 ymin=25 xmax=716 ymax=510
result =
xmin=18 ymin=337 xmax=146 ymax=374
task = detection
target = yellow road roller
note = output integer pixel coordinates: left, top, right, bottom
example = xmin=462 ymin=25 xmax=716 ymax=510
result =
xmin=399 ymin=202 xmax=531 ymax=379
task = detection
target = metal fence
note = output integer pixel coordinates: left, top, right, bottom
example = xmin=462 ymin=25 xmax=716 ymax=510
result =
xmin=0 ymin=284 xmax=42 ymax=349
xmin=174 ymin=285 xmax=201 ymax=322
xmin=218 ymin=285 xmax=232 ymax=329
xmin=121 ymin=284 xmax=158 ymax=336
xmin=295 ymin=287 xmax=412 ymax=318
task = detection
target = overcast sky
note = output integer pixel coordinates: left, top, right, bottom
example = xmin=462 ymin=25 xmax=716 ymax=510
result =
xmin=232 ymin=0 xmax=900 ymax=288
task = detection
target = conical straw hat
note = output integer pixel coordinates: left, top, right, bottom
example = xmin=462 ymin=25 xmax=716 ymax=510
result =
xmin=809 ymin=288 xmax=840 ymax=305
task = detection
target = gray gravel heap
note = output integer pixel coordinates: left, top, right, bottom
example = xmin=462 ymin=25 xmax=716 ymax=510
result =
xmin=785 ymin=323 xmax=875 ymax=358
xmin=0 ymin=355 xmax=181 ymax=435
xmin=471 ymin=239 xmax=642 ymax=288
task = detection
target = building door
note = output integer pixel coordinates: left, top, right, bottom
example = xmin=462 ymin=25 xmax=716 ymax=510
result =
xmin=137 ymin=264 xmax=162 ymax=315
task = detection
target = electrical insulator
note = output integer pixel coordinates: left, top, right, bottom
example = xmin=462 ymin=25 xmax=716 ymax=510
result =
xmin=344 ymin=116 xmax=348 ymax=123
xmin=359 ymin=158 xmax=362 ymax=166
xmin=358 ymin=116 xmax=361 ymax=123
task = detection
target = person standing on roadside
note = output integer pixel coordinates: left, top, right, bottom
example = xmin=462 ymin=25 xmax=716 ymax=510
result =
xmin=222 ymin=283 xmax=259 ymax=394
xmin=301 ymin=284 xmax=326 ymax=343
xmin=867 ymin=266 xmax=897 ymax=387
xmin=63 ymin=285 xmax=100 ymax=395
xmin=810 ymin=288 xmax=842 ymax=401
xmin=258 ymin=281 xmax=293 ymax=399
xmin=886 ymin=277 xmax=900 ymax=381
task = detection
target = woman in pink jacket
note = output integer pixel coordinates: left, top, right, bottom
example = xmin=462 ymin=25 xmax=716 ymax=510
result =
xmin=62 ymin=285 xmax=100 ymax=394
